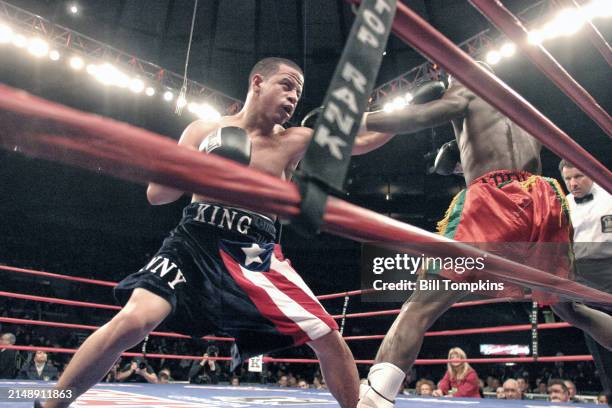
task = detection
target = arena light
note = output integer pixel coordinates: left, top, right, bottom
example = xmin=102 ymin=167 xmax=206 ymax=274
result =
xmin=69 ymin=56 xmax=84 ymax=70
xmin=485 ymin=50 xmax=502 ymax=65
xmin=145 ymin=87 xmax=155 ymax=96
xmin=163 ymin=91 xmax=174 ymax=102
xmin=68 ymin=4 xmax=79 ymax=15
xmin=129 ymin=78 xmax=145 ymax=93
xmin=48 ymin=50 xmax=60 ymax=61
xmin=383 ymin=102 xmax=394 ymax=113
xmin=550 ymin=9 xmax=585 ymax=37
xmin=499 ymin=42 xmax=516 ymax=57
xmin=527 ymin=30 xmax=543 ymax=45
xmin=392 ymin=96 xmax=406 ymax=110
xmin=12 ymin=33 xmax=27 ymax=48
xmin=582 ymin=0 xmax=612 ymax=19
xmin=91 ymin=63 xmax=130 ymax=88
xmin=27 ymin=38 xmax=49 ymax=57
xmin=195 ymin=103 xmax=221 ymax=121
xmin=404 ymin=92 xmax=414 ymax=104
xmin=0 ymin=24 xmax=13 ymax=44
xmin=176 ymin=95 xmax=187 ymax=109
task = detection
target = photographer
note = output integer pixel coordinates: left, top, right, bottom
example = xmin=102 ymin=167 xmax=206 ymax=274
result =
xmin=188 ymin=345 xmax=220 ymax=384
xmin=116 ymin=358 xmax=158 ymax=383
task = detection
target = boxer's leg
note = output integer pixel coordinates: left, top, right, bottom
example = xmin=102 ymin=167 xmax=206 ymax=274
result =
xmin=309 ymin=330 xmax=360 ymax=408
xmin=43 ymin=289 xmax=171 ymax=408
xmin=358 ymin=277 xmax=467 ymax=407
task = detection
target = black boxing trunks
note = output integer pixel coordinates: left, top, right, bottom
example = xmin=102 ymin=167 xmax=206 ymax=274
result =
xmin=115 ymin=202 xmax=338 ymax=360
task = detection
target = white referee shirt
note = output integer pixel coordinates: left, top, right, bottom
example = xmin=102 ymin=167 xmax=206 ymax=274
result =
xmin=567 ymin=183 xmax=612 ymax=260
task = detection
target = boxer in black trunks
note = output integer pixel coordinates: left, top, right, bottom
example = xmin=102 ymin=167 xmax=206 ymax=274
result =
xmin=41 ymin=57 xmax=391 ymax=408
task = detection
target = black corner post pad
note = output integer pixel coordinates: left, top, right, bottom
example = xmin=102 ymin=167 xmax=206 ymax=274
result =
xmin=290 ymin=0 xmax=397 ymax=238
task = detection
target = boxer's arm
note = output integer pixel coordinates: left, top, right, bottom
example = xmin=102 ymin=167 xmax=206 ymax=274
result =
xmin=147 ymin=119 xmax=220 ymax=205
xmin=352 ymin=115 xmax=395 ymax=155
xmin=365 ymin=86 xmax=470 ymax=135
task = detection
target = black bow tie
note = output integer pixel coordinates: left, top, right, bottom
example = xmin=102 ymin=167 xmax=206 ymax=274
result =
xmin=575 ymin=193 xmax=593 ymax=204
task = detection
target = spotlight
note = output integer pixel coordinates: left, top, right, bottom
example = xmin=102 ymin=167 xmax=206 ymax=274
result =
xmin=383 ymin=102 xmax=394 ymax=113
xmin=485 ymin=50 xmax=501 ymax=65
xmin=69 ymin=56 xmax=84 ymax=70
xmin=129 ymin=78 xmax=144 ymax=93
xmin=27 ymin=38 xmax=49 ymax=57
xmin=176 ymin=95 xmax=187 ymax=108
xmin=49 ymin=50 xmax=60 ymax=61
xmin=195 ymin=103 xmax=221 ymax=121
xmin=0 ymin=24 xmax=13 ymax=44
xmin=527 ymin=30 xmax=543 ymax=45
xmin=145 ymin=87 xmax=155 ymax=96
xmin=68 ymin=4 xmax=79 ymax=14
xmin=163 ymin=91 xmax=174 ymax=101
xmin=499 ymin=42 xmax=516 ymax=57
xmin=405 ymin=92 xmax=413 ymax=104
xmin=12 ymin=34 xmax=27 ymax=48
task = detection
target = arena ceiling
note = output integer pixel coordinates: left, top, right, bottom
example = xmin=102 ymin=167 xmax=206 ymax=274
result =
xmin=1 ymin=0 xmax=610 ymax=301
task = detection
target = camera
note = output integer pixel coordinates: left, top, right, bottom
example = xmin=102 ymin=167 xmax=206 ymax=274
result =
xmin=206 ymin=345 xmax=219 ymax=356
xmin=138 ymin=359 xmax=147 ymax=370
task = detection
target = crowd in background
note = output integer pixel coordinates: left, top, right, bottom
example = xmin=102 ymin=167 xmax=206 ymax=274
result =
xmin=1 ymin=321 xmax=608 ymax=404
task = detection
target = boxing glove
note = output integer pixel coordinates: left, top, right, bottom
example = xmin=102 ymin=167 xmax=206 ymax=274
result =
xmin=200 ymin=126 xmax=251 ymax=165
xmin=411 ymin=80 xmax=446 ymax=104
xmin=434 ymin=139 xmax=460 ymax=176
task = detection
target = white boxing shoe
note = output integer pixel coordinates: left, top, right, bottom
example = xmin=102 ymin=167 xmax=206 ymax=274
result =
xmin=357 ymin=383 xmax=395 ymax=408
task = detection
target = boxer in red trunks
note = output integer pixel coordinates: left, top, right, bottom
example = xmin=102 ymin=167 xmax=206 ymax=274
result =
xmin=353 ymin=63 xmax=612 ymax=407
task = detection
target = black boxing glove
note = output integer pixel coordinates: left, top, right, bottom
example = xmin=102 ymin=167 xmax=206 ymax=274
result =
xmin=200 ymin=126 xmax=251 ymax=165
xmin=434 ymin=139 xmax=460 ymax=176
xmin=300 ymin=106 xmax=324 ymax=128
xmin=411 ymin=80 xmax=446 ymax=104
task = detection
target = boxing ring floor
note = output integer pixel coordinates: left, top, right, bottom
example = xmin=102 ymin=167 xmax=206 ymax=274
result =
xmin=0 ymin=381 xmax=595 ymax=407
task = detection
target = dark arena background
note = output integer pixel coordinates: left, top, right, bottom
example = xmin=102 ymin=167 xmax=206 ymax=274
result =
xmin=0 ymin=0 xmax=610 ymax=406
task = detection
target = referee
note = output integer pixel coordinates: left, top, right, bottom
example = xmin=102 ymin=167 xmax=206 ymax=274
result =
xmin=560 ymin=159 xmax=612 ymax=403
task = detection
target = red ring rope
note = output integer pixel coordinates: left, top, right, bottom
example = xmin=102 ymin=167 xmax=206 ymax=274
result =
xmin=1 ymin=85 xmax=609 ymax=306
xmin=1 ymin=345 xmax=592 ymax=365
xmin=0 ymin=316 xmax=571 ymax=343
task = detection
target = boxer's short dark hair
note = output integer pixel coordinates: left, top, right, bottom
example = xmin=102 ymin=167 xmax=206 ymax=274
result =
xmin=249 ymin=57 xmax=303 ymax=84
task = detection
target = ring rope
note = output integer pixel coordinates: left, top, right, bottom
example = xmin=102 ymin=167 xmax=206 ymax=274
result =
xmin=1 ymin=85 xmax=609 ymax=305
xmin=0 ymin=316 xmax=572 ymax=342
xmin=0 ymin=345 xmax=592 ymax=365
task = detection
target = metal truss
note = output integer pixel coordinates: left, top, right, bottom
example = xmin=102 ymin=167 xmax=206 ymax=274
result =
xmin=0 ymin=0 xmax=243 ymax=113
xmin=371 ymin=0 xmax=553 ymax=106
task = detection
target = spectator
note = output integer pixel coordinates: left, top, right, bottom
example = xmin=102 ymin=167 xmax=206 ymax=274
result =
xmin=231 ymin=376 xmax=240 ymax=386
xmin=517 ymin=377 xmax=529 ymax=395
xmin=278 ymin=375 xmax=289 ymax=387
xmin=597 ymin=393 xmax=608 ymax=405
xmin=298 ymin=379 xmax=309 ymax=389
xmin=496 ymin=387 xmax=505 ymax=399
xmin=158 ymin=368 xmax=172 ymax=384
xmin=564 ymin=380 xmax=577 ymax=401
xmin=548 ymin=379 xmax=570 ymax=403
xmin=536 ymin=382 xmax=547 ymax=394
xmin=0 ymin=333 xmax=18 ymax=379
xmin=288 ymin=374 xmax=297 ymax=387
xmin=416 ymin=379 xmax=435 ymax=396
xmin=502 ymin=379 xmax=523 ymax=400
xmin=18 ymin=350 xmax=58 ymax=381
xmin=103 ymin=360 xmax=121 ymax=383
xmin=433 ymin=347 xmax=481 ymax=398
xmin=116 ymin=359 xmax=158 ymax=383
xmin=188 ymin=350 xmax=219 ymax=384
